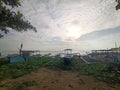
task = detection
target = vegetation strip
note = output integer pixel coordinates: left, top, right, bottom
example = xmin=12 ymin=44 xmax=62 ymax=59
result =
xmin=0 ymin=57 xmax=120 ymax=84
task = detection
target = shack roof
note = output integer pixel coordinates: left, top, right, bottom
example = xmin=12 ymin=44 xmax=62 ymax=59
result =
xmin=92 ymin=50 xmax=110 ymax=52
xmin=109 ymin=48 xmax=120 ymax=51
xmin=64 ymin=49 xmax=72 ymax=51
xmin=21 ymin=50 xmax=40 ymax=53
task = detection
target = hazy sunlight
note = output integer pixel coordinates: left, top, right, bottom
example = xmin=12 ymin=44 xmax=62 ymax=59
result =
xmin=67 ymin=26 xmax=81 ymax=39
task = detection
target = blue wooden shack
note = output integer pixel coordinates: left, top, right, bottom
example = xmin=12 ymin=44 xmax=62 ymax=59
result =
xmin=8 ymin=50 xmax=40 ymax=63
xmin=10 ymin=56 xmax=25 ymax=63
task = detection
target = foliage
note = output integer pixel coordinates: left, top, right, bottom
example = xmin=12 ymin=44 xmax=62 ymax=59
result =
xmin=0 ymin=57 xmax=62 ymax=80
xmin=0 ymin=56 xmax=77 ymax=81
xmin=0 ymin=57 xmax=9 ymax=65
xmin=44 ymin=57 xmax=77 ymax=70
xmin=79 ymin=64 xmax=106 ymax=76
xmin=0 ymin=0 xmax=36 ymax=38
xmin=0 ymin=56 xmax=120 ymax=84
xmin=79 ymin=64 xmax=120 ymax=83
xmin=116 ymin=0 xmax=120 ymax=10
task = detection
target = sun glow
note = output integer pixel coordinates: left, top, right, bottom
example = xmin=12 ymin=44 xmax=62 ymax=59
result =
xmin=67 ymin=26 xmax=81 ymax=39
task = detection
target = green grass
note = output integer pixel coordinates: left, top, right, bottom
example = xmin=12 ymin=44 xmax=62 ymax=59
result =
xmin=78 ymin=64 xmax=120 ymax=84
xmin=79 ymin=64 xmax=106 ymax=76
xmin=0 ymin=56 xmax=56 ymax=80
xmin=0 ymin=56 xmax=78 ymax=81
xmin=0 ymin=56 xmax=120 ymax=84
xmin=0 ymin=56 xmax=69 ymax=80
xmin=0 ymin=57 xmax=9 ymax=65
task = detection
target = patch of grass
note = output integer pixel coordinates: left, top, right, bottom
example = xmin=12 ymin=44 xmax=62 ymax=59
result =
xmin=0 ymin=58 xmax=9 ymax=66
xmin=22 ymin=80 xmax=36 ymax=87
xmin=78 ymin=79 xmax=85 ymax=84
xmin=56 ymin=57 xmax=77 ymax=70
xmin=0 ymin=56 xmax=78 ymax=82
xmin=79 ymin=64 xmax=106 ymax=76
xmin=11 ymin=71 xmax=26 ymax=78
xmin=79 ymin=64 xmax=120 ymax=84
xmin=0 ymin=75 xmax=6 ymax=81
xmin=44 ymin=57 xmax=63 ymax=70
xmin=0 ymin=83 xmax=4 ymax=87
xmin=1 ymin=56 xmax=119 ymax=84
xmin=43 ymin=85 xmax=49 ymax=88
xmin=68 ymin=84 xmax=73 ymax=88
xmin=51 ymin=81 xmax=55 ymax=83
xmin=0 ymin=57 xmax=52 ymax=80
xmin=0 ymin=56 xmax=70 ymax=81
xmin=10 ymin=83 xmax=25 ymax=90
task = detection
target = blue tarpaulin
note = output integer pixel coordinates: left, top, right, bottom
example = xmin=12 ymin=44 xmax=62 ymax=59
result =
xmin=10 ymin=56 xmax=25 ymax=63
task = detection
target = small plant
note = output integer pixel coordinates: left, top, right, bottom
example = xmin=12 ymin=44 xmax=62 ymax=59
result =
xmin=0 ymin=58 xmax=9 ymax=65
xmin=22 ymin=80 xmax=37 ymax=87
xmin=68 ymin=84 xmax=73 ymax=88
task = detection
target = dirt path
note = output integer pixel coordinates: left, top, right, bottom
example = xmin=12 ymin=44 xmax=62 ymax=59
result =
xmin=0 ymin=68 xmax=120 ymax=90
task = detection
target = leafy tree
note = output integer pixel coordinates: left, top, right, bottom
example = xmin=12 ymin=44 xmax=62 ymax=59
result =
xmin=116 ymin=0 xmax=120 ymax=10
xmin=0 ymin=0 xmax=37 ymax=38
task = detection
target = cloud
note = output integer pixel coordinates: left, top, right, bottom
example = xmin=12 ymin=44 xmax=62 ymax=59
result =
xmin=50 ymin=37 xmax=64 ymax=44
xmin=78 ymin=26 xmax=120 ymax=41
xmin=19 ymin=0 xmax=120 ymax=37
xmin=1 ymin=0 xmax=120 ymax=53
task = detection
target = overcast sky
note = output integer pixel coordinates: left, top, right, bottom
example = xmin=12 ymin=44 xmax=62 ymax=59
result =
xmin=0 ymin=0 xmax=120 ymax=54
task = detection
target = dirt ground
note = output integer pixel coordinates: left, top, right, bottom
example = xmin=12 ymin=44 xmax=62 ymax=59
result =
xmin=0 ymin=68 xmax=120 ymax=90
